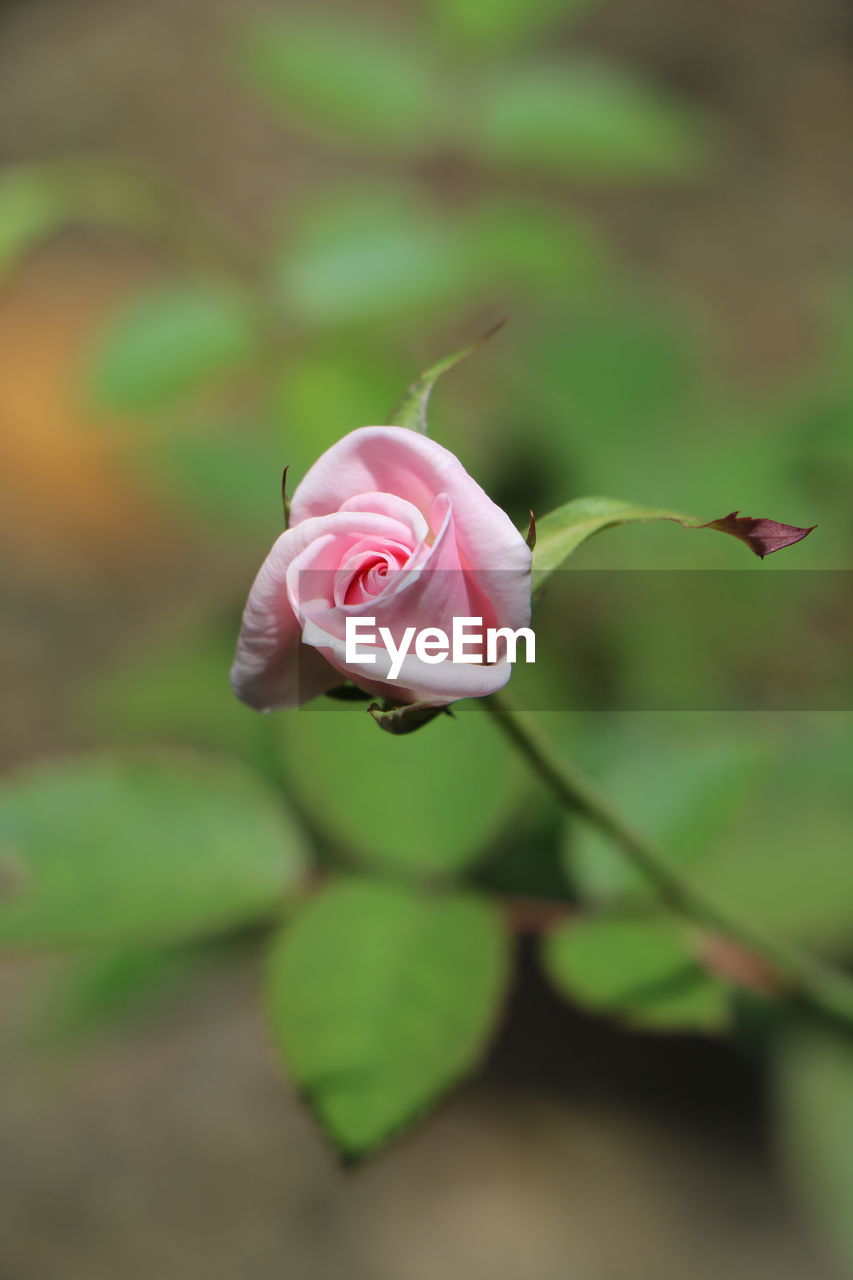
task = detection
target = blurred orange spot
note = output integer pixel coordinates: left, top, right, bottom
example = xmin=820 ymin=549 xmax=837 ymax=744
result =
xmin=0 ymin=247 xmax=167 ymax=580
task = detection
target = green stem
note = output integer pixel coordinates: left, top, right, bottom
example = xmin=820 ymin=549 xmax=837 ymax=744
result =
xmin=483 ymin=691 xmax=853 ymax=1025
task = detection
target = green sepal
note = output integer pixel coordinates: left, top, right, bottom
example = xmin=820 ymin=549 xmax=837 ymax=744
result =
xmin=367 ymin=701 xmax=454 ymax=735
xmin=389 ymin=320 xmax=506 ymax=435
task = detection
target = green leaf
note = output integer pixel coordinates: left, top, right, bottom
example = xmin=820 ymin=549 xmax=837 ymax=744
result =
xmin=87 ymin=285 xmax=256 ymax=412
xmin=134 ymin=418 xmax=282 ymax=534
xmin=526 ymin=308 xmax=696 ymax=437
xmin=23 ymin=945 xmax=208 ymax=1050
xmin=774 ymin=1022 xmax=853 ymax=1270
xmin=275 ymin=193 xmax=474 ymax=327
xmin=0 ymin=169 xmax=65 ymax=279
xmin=424 ymin=0 xmax=599 ymax=52
xmin=532 ymin=496 xmax=814 ymax=591
xmin=238 ymin=18 xmax=435 ymax=150
xmin=367 ymin=701 xmax=454 ymax=734
xmin=276 ymin=705 xmax=525 ymax=875
xmin=543 ymin=912 xmax=730 ymax=1032
xmin=0 ymin=162 xmax=237 ymax=282
xmin=565 ymin=734 xmax=767 ymax=907
xmin=265 ymin=878 xmax=509 ymax=1158
xmin=561 ymin=719 xmax=853 ymax=961
xmin=464 ymin=199 xmax=610 ymax=300
xmin=389 ymin=320 xmax=506 ymax=435
xmin=533 ymin=497 xmax=698 ymax=589
xmin=0 ymin=752 xmax=306 ymax=949
xmin=694 ymin=721 xmax=853 ymax=955
xmin=472 ymin=62 xmax=707 ymax=179
xmin=471 ymin=799 xmax=567 ymax=901
xmin=85 ymin=623 xmax=274 ymax=775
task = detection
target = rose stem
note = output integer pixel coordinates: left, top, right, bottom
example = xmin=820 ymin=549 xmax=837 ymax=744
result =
xmin=483 ymin=690 xmax=853 ymax=1026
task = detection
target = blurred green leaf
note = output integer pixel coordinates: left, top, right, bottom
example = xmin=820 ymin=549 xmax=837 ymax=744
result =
xmin=135 ymin=418 xmax=282 ymax=534
xmin=552 ymin=717 xmax=853 ymax=960
xmin=0 ymin=752 xmax=306 ymax=949
xmin=24 ymin=944 xmax=208 ymax=1049
xmin=508 ymin=304 xmax=712 ymax=547
xmin=425 ymin=0 xmax=599 ymax=52
xmin=543 ymin=912 xmax=730 ymax=1032
xmin=277 ymin=705 xmax=525 ymax=875
xmin=265 ymin=877 xmax=509 ymax=1158
xmin=566 ymin=718 xmax=853 ymax=959
xmin=530 ymin=309 xmax=696 ymax=436
xmin=787 ymin=394 xmax=853 ymax=487
xmin=269 ymin=343 xmax=407 ymax=479
xmin=775 ymin=1022 xmax=853 ymax=1270
xmin=0 ymin=169 xmax=65 ymax=279
xmin=695 ymin=720 xmax=853 ymax=955
xmin=472 ymin=62 xmax=706 ymax=178
xmin=239 ymin=17 xmax=435 ymax=150
xmin=87 ymin=285 xmax=256 ymax=412
xmin=466 ymin=199 xmax=610 ymax=299
xmin=565 ymin=735 xmax=767 ymax=906
xmin=275 ymin=194 xmax=475 ymax=326
xmin=0 ymin=161 xmax=238 ymax=279
xmin=830 ymin=283 xmax=853 ymax=396
xmin=86 ymin=623 xmax=275 ymax=774
xmin=473 ymin=800 xmax=567 ymax=900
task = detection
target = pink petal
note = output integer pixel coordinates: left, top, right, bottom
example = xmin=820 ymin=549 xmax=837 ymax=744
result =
xmin=289 ymin=426 xmax=532 ymax=630
xmin=298 ymin=501 xmax=515 ymax=703
xmin=231 ymin=510 xmax=415 ymax=711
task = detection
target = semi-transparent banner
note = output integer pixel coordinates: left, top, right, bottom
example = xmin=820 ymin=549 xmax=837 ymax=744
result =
xmin=294 ymin=570 xmax=852 ymax=711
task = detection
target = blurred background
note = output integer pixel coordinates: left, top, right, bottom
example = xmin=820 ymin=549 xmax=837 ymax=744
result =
xmin=1 ymin=0 xmax=852 ymax=1276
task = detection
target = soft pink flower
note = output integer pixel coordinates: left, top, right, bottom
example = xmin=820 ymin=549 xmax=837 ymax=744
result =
xmin=231 ymin=426 xmax=532 ymax=709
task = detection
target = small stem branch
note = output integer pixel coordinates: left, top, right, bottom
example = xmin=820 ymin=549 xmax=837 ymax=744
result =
xmin=483 ymin=691 xmax=853 ymax=1025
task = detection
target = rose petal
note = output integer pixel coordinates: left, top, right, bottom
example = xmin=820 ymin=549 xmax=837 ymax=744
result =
xmin=339 ymin=491 xmax=429 ymax=544
xmin=289 ymin=426 xmax=532 ymax=630
xmin=298 ymin=501 xmax=514 ymax=703
xmin=231 ymin=510 xmax=416 ymax=711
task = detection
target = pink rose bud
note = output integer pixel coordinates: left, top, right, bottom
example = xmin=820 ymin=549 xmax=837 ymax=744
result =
xmin=231 ymin=427 xmax=533 ymax=710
